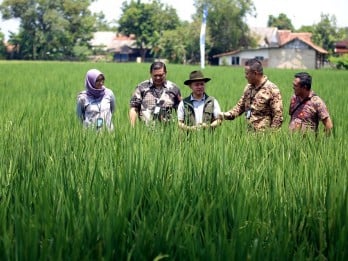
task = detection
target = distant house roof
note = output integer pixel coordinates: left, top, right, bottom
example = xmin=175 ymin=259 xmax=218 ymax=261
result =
xmin=107 ymin=34 xmax=136 ymax=53
xmin=213 ymin=27 xmax=328 ymax=58
xmin=89 ymin=32 xmax=137 ymax=53
xmin=90 ymin=32 xmax=116 ymax=50
xmin=277 ymin=30 xmax=328 ymax=54
xmin=334 ymin=39 xmax=348 ymax=55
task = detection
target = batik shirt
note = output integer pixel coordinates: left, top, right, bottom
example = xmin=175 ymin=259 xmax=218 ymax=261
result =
xmin=76 ymin=88 xmax=115 ymax=131
xmin=289 ymin=91 xmax=330 ymax=132
xmin=229 ymin=76 xmax=283 ymax=131
xmin=129 ymin=79 xmax=181 ymax=124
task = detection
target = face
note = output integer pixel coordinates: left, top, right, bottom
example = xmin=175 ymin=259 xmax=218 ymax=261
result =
xmin=244 ymin=66 xmax=258 ymax=85
xmin=292 ymin=77 xmax=303 ymax=96
xmin=151 ymin=68 xmax=166 ymax=87
xmin=95 ymin=75 xmax=105 ymax=89
xmin=190 ymin=81 xmax=205 ymax=98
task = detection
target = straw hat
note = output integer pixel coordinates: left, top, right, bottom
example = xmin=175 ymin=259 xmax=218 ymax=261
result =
xmin=184 ymin=70 xmax=211 ymax=85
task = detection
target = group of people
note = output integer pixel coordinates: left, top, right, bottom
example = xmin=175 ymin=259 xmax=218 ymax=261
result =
xmin=76 ymin=59 xmax=333 ymax=134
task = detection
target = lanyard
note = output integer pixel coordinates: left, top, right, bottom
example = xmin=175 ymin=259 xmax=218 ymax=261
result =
xmin=290 ymin=96 xmax=311 ymax=116
xmin=249 ymin=79 xmax=267 ymax=108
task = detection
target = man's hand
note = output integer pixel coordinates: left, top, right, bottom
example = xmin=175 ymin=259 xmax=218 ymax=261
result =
xmin=219 ymin=112 xmax=234 ymax=120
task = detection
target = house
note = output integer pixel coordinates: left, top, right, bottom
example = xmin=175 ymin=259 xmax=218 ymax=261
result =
xmin=89 ymin=32 xmax=152 ymax=62
xmin=107 ymin=34 xmax=139 ymax=62
xmin=334 ymin=39 xmax=348 ymax=55
xmin=89 ymin=31 xmax=116 ymax=51
xmin=213 ymin=27 xmax=328 ymax=69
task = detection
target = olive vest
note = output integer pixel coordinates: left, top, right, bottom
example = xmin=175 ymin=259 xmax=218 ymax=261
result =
xmin=183 ymin=95 xmax=215 ymax=126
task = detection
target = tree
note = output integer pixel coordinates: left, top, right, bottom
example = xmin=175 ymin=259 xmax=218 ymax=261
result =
xmin=267 ymin=13 xmax=294 ymax=31
xmin=0 ymin=0 xmax=96 ymax=60
xmin=311 ymin=14 xmax=343 ymax=54
xmin=194 ymin=0 xmax=255 ymax=64
xmin=94 ymin=12 xmax=117 ymax=32
xmin=155 ymin=21 xmax=210 ymax=64
xmin=118 ymin=0 xmax=180 ymax=62
xmin=297 ymin=25 xmax=316 ymax=33
xmin=0 ymin=31 xmax=6 ymax=59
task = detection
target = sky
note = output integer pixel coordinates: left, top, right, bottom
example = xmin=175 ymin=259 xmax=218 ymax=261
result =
xmin=1 ymin=0 xmax=348 ymax=40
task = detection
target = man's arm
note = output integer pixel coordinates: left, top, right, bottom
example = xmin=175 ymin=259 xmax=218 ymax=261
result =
xmin=322 ymin=117 xmax=333 ymax=134
xmin=129 ymin=107 xmax=138 ymax=127
xmin=219 ymin=95 xmax=245 ymax=121
xmin=270 ymin=88 xmax=283 ymax=129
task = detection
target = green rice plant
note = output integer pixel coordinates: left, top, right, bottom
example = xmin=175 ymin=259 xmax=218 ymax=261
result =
xmin=0 ymin=62 xmax=347 ymax=260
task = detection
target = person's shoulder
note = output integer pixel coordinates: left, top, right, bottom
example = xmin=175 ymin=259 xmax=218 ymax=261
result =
xmin=77 ymin=90 xmax=87 ymax=99
xmin=136 ymin=79 xmax=152 ymax=91
xmin=265 ymin=80 xmax=282 ymax=95
xmin=206 ymin=95 xmax=216 ymax=101
xmin=264 ymin=78 xmax=279 ymax=89
xmin=165 ymin=80 xmax=180 ymax=89
xmin=311 ymin=93 xmax=324 ymax=103
xmin=105 ymin=88 xmax=115 ymax=96
xmin=137 ymin=79 xmax=151 ymax=87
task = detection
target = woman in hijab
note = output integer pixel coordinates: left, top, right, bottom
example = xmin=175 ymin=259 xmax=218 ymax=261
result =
xmin=76 ymin=69 xmax=115 ymax=131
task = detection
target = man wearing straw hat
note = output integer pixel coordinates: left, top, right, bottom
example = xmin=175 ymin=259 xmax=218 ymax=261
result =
xmin=177 ymin=70 xmax=222 ymax=131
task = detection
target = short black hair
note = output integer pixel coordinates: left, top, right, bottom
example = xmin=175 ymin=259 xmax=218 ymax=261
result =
xmin=295 ymin=72 xmax=312 ymax=90
xmin=245 ymin=58 xmax=263 ymax=74
xmin=150 ymin=61 xmax=167 ymax=73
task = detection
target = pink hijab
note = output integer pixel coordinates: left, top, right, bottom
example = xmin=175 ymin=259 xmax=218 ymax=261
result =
xmin=85 ymin=69 xmax=105 ymax=98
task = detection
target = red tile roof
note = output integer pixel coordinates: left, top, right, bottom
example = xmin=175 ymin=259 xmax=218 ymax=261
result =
xmin=278 ymin=30 xmax=328 ymax=54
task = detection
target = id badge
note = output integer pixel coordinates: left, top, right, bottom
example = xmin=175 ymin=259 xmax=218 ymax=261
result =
xmin=154 ymin=106 xmax=160 ymax=114
xmin=96 ymin=117 xmax=103 ymax=128
xmin=246 ymin=109 xmax=251 ymax=119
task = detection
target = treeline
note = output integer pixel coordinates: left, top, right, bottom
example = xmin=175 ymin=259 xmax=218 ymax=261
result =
xmin=0 ymin=0 xmax=347 ymax=66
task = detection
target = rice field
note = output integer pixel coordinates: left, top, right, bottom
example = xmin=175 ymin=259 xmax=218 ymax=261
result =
xmin=0 ymin=61 xmax=347 ymax=260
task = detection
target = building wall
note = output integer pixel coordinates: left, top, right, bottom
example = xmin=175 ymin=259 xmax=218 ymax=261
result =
xmin=218 ymin=49 xmax=269 ymax=66
xmin=217 ymin=40 xmax=317 ymax=69
xmin=268 ymin=48 xmax=316 ymax=69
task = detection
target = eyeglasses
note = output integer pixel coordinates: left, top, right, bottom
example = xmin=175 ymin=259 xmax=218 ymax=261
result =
xmin=96 ymin=78 xmax=105 ymax=83
xmin=152 ymin=73 xmax=166 ymax=79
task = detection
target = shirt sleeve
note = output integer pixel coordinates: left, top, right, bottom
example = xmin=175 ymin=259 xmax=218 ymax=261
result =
xmin=270 ymin=87 xmax=283 ymax=128
xmin=129 ymin=86 xmax=142 ymax=111
xmin=230 ymin=94 xmax=246 ymax=117
xmin=313 ymin=96 xmax=330 ymax=121
xmin=110 ymin=92 xmax=116 ymax=114
xmin=76 ymin=94 xmax=85 ymax=122
xmin=177 ymin=100 xmax=185 ymax=121
xmin=213 ymin=99 xmax=222 ymax=119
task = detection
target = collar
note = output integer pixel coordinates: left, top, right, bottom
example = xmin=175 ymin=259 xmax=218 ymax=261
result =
xmin=149 ymin=78 xmax=168 ymax=89
xmin=254 ymin=75 xmax=268 ymax=91
xmin=190 ymin=93 xmax=206 ymax=102
xmin=297 ymin=90 xmax=315 ymax=102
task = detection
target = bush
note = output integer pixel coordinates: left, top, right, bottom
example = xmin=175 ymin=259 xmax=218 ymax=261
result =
xmin=329 ymin=54 xmax=348 ymax=69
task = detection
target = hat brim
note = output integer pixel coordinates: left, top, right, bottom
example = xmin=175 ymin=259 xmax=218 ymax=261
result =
xmin=184 ymin=78 xmax=211 ymax=85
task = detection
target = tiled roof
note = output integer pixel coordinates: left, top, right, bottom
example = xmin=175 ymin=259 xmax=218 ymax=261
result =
xmin=90 ymin=32 xmax=137 ymax=52
xmin=278 ymin=30 xmax=327 ymax=54
xmin=213 ymin=28 xmax=328 ymax=57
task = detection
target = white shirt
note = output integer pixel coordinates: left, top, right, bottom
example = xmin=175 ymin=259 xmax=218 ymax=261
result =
xmin=177 ymin=94 xmax=221 ymax=125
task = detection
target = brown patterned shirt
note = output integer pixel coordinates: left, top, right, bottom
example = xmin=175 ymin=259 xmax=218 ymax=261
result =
xmin=229 ymin=76 xmax=283 ymax=131
xmin=289 ymin=91 xmax=330 ymax=132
